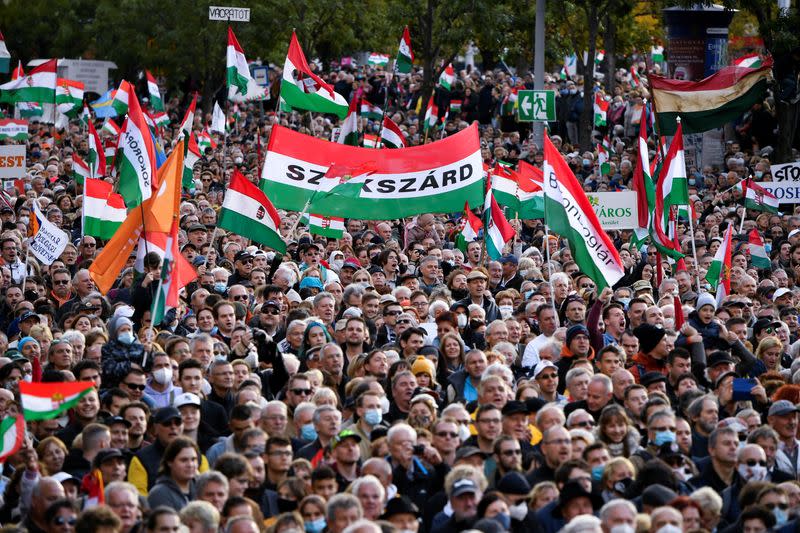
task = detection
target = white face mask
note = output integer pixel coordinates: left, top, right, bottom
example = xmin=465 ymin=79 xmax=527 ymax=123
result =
xmin=656 ymin=526 xmax=682 ymax=533
xmin=332 ymin=259 xmax=344 ymax=271
xmin=509 ymin=502 xmax=528 ymax=521
xmin=609 ymin=526 xmax=636 ymax=533
xmin=22 ymin=373 xmax=32 ymax=383
xmin=457 ymin=314 xmax=468 ymax=328
xmin=152 ymin=367 xmax=173 ymax=386
xmin=499 ymin=305 xmax=513 ymax=319
xmin=459 ymin=424 xmax=471 ymax=442
xmin=737 ymin=463 xmax=767 ymax=482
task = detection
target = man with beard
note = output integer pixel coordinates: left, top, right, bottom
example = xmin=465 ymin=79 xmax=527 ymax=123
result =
xmin=687 ymin=394 xmax=719 ymax=459
xmin=489 ymin=435 xmax=524 ymax=488
xmin=342 ymin=317 xmax=370 ymax=362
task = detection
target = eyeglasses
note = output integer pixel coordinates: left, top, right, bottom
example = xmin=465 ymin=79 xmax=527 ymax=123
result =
xmin=384 ymin=310 xmax=401 ymax=316
xmin=501 ymin=449 xmax=522 ymax=456
xmin=650 ymin=426 xmax=677 ymax=433
xmin=232 ymin=295 xmax=249 ymax=301
xmin=291 ymin=388 xmax=312 ymax=396
xmin=53 ymin=516 xmax=77 ymax=526
xmin=53 ymin=279 xmax=69 ymax=285
xmin=545 ymin=438 xmax=572 ymax=446
xmin=435 ymin=431 xmax=458 ymax=439
xmin=123 ymin=383 xmax=146 ymax=391
xmin=744 ymin=459 xmax=768 ymax=467
xmin=263 ymin=309 xmax=280 ymax=315
xmin=574 ymin=420 xmax=594 ymax=428
xmin=537 ymin=373 xmax=558 ymax=380
xmin=397 ymin=319 xmax=411 ymax=325
xmin=764 ymin=502 xmax=789 ymax=511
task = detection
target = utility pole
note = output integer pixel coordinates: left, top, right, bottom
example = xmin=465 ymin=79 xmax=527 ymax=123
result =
xmin=532 ymin=0 xmax=546 ymax=148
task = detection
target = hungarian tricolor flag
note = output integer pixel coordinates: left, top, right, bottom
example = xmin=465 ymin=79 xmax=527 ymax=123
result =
xmin=394 ymin=26 xmax=414 ymax=74
xmin=593 ymin=92 xmax=608 ymax=127
xmin=308 ymin=214 xmax=345 ymax=239
xmin=706 ymin=224 xmax=733 ymax=305
xmin=359 ymin=99 xmax=382 ymax=121
xmin=656 ymin=119 xmax=690 ymax=212
xmin=491 ymin=161 xmax=544 ymax=219
xmin=226 ymin=27 xmax=268 ymax=103
xmin=0 ymin=58 xmax=56 ymax=105
xmin=84 ymin=179 xmax=126 ymax=239
xmin=71 ymin=153 xmax=91 ymax=185
xmin=381 ymin=117 xmax=407 ymax=148
xmin=134 ymin=231 xmax=168 ymax=273
xmin=179 ymin=94 xmax=198 ymax=188
xmin=362 ymin=134 xmax=380 ymax=148
xmin=483 ymin=186 xmax=516 ymax=260
xmin=439 ymin=64 xmax=455 ymax=90
xmin=733 ymin=53 xmax=762 ymax=68
xmin=455 ymin=201 xmax=483 ymax=253
xmin=0 ymin=31 xmax=9 ymax=74
xmin=198 ymin=129 xmax=216 ymax=152
xmin=543 ymin=132 xmax=624 ymax=290
xmin=748 ymin=229 xmax=770 ymax=269
xmin=117 ymin=89 xmax=157 ymax=208
xmin=424 ymin=96 xmax=438 ymax=132
xmin=55 ymin=78 xmax=84 ymax=117
xmin=102 ymin=118 xmax=121 ymax=137
xmin=338 ymin=99 xmax=359 ymax=146
xmin=281 ymin=31 xmax=348 ymax=118
xmin=88 ymin=120 xmax=105 ymax=178
xmin=630 ymin=67 xmax=643 ymax=89
xmin=368 ymin=53 xmax=390 ymax=67
xmin=146 ymin=70 xmax=164 ymax=112
xmin=740 ymin=178 xmax=779 ymax=213
xmin=219 ymin=169 xmax=286 ymax=253
xmin=111 ymin=80 xmax=132 ymax=117
xmin=0 ymin=417 xmax=24 ymax=463
xmin=649 ymin=59 xmax=771 ymax=135
xmin=81 ymin=469 xmax=105 ymax=508
xmin=20 ymin=381 xmax=95 ymax=421
xmin=151 ymin=219 xmax=197 ymax=326
xmin=0 ymin=119 xmax=28 ymax=141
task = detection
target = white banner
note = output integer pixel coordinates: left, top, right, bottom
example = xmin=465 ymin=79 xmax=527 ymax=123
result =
xmin=0 ymin=145 xmax=26 ymax=179
xmin=586 ymin=191 xmax=638 ymax=229
xmin=755 ymin=163 xmax=800 ymax=204
xmin=29 ymin=202 xmax=69 ymax=265
xmin=208 ymin=6 xmax=250 ymax=21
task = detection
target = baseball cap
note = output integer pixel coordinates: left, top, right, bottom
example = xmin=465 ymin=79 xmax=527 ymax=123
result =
xmin=152 ymin=406 xmax=182 ymax=425
xmin=173 ymin=392 xmax=202 ymax=409
xmin=773 ymin=288 xmax=792 ymax=302
xmin=454 ymin=446 xmax=487 ymax=462
xmin=533 ymin=360 xmax=557 ymax=379
xmin=331 ymin=428 xmax=362 ymax=449
xmin=451 ymin=478 xmax=479 ymax=497
xmin=104 ymin=415 xmax=131 ymax=428
xmin=769 ymin=400 xmax=799 ymax=417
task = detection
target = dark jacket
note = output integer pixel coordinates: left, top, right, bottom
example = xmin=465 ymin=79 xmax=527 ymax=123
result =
xmin=390 ymin=456 xmax=449 ymax=513
xmin=147 ymin=475 xmax=195 ymax=511
xmin=678 ymin=312 xmax=728 ymax=352
xmin=445 ymin=370 xmax=470 ymax=404
xmin=455 ymin=295 xmax=500 ymax=323
xmin=101 ymin=340 xmax=146 ymax=389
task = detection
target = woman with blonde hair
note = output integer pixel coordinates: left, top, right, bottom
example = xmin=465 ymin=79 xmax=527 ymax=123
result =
xmin=37 ymin=436 xmax=67 ymax=474
xmin=752 ymin=336 xmax=783 ymax=377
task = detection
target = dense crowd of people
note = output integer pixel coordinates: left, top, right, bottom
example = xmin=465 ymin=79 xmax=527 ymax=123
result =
xmin=0 ymin=52 xmax=794 ymax=533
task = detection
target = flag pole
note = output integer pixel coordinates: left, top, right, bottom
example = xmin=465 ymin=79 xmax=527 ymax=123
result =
xmin=544 ymin=224 xmax=555 ymax=301
xmin=21 ymin=245 xmax=30 ymax=294
xmin=686 ymin=203 xmax=701 ymax=291
xmin=375 ymin=69 xmax=394 ymax=149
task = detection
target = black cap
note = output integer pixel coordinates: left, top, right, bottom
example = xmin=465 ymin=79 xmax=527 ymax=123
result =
xmin=454 ymin=446 xmax=488 ymax=462
xmin=501 ymin=400 xmax=530 ymax=417
xmin=104 ymin=415 xmax=131 ymax=428
xmin=263 ymin=300 xmax=280 ymax=310
xmin=640 ymin=371 xmax=667 ymax=387
xmin=496 ymin=472 xmax=531 ymax=495
xmin=525 ymin=397 xmax=548 ymax=413
xmin=555 ymin=480 xmax=603 ymax=517
xmin=234 ymin=251 xmax=254 ymax=263
xmin=707 ymin=351 xmax=735 ymax=368
xmin=633 ymin=323 xmax=667 ymax=354
xmin=18 ymin=310 xmax=40 ymax=323
xmin=641 ymin=484 xmax=678 ymax=508
xmin=187 ymin=223 xmax=207 ymax=233
xmin=379 ymin=496 xmax=419 ymax=519
xmin=753 ymin=318 xmax=781 ymax=336
xmin=92 ymin=448 xmax=124 ymax=469
xmin=152 ymin=406 xmax=182 ymax=425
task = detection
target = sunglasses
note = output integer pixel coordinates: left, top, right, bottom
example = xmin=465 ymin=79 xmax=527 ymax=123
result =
xmin=232 ymin=295 xmax=249 ymax=301
xmin=765 ymin=503 xmax=789 ymax=511
xmin=53 ymin=279 xmax=69 ymax=285
xmin=397 ymin=319 xmax=411 ymax=325
xmin=436 ymin=431 xmax=458 ymax=439
xmin=53 ymin=516 xmax=77 ymax=526
xmin=291 ymin=388 xmax=312 ymax=396
xmin=123 ymin=383 xmax=146 ymax=391
xmin=263 ymin=309 xmax=280 ymax=315
xmin=744 ymin=459 xmax=768 ymax=467
xmin=384 ymin=310 xmax=401 ymax=316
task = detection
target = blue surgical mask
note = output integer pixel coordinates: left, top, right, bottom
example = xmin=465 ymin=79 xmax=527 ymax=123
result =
xmin=755 ymin=170 xmax=764 ymax=179
xmin=765 ymin=243 xmax=772 ymax=254
xmin=494 ymin=513 xmax=511 ymax=530
xmin=617 ymin=297 xmax=631 ymax=309
xmin=364 ymin=409 xmax=382 ymax=426
xmin=301 ymin=423 xmax=317 ymax=441
xmin=591 ymin=465 xmax=605 ymax=481
xmin=774 ymin=507 xmax=788 ymax=527
xmin=214 ymin=282 xmax=227 ymax=294
xmin=118 ymin=332 xmax=134 ymax=345
xmin=653 ymin=430 xmax=676 ymax=446
xmin=305 ymin=518 xmax=326 ymax=533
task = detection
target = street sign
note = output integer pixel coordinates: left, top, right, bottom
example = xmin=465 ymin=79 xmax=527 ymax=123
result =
xmin=518 ymin=90 xmax=555 ymax=122
xmin=208 ymin=6 xmax=250 ymax=21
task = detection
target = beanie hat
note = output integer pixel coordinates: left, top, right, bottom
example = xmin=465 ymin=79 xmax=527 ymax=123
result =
xmin=695 ymin=292 xmax=717 ymax=312
xmin=633 ymin=323 xmax=666 ymax=354
xmin=411 ymin=356 xmax=436 ymax=381
xmin=566 ymin=324 xmax=590 ymax=346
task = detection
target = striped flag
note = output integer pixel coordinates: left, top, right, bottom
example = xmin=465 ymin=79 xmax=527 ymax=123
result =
xmin=543 ymin=131 xmax=624 ymax=290
xmin=151 ymin=220 xmax=197 ymax=326
xmin=439 ymin=64 xmax=455 ymax=90
xmin=227 ymin=27 xmax=268 ymax=103
xmin=455 ymin=201 xmax=483 ymax=253
xmin=111 ymin=80 xmax=132 ymax=117
xmin=706 ymin=224 xmax=733 ymax=305
xmin=308 ymin=214 xmax=345 ymax=238
xmin=20 ymin=381 xmax=95 ymax=421
xmin=483 ymin=186 xmax=516 ymax=260
xmin=381 ymin=117 xmax=407 ymax=148
xmin=83 ymin=179 xmax=126 ymax=239
xmin=740 ymin=178 xmax=779 ymax=213
xmin=424 ymin=96 xmax=438 ymax=133
xmin=71 ymin=153 xmax=91 ymax=185
xmin=394 ymin=26 xmax=414 ymax=74
xmin=88 ymin=120 xmax=105 ymax=178
xmin=0 ymin=119 xmax=28 ymax=141
xmin=338 ymin=99 xmax=359 ymax=146
xmin=219 ymin=169 xmax=286 ymax=253
xmin=117 ymin=89 xmax=157 ymax=207
xmin=362 ymin=134 xmax=380 ymax=148
xmin=368 ymin=53 xmax=390 ymax=67
xmin=102 ymin=118 xmax=121 ymax=137
xmin=0 ymin=31 xmax=9 ymax=74
xmin=55 ymin=78 xmax=84 ymax=117
xmin=0 ymin=417 xmax=24 ymax=463
xmin=360 ymin=99 xmax=383 ymax=120
xmin=0 ymin=58 xmax=57 ymax=105
xmin=280 ymin=31 xmax=347 ymax=117
xmin=733 ymin=53 xmax=762 ymax=68
xmin=630 ymin=67 xmax=643 ymax=89
xmin=748 ymin=229 xmax=770 ymax=269
xmin=593 ymin=92 xmax=608 ymax=126
xmin=146 ymin=70 xmax=164 ymax=112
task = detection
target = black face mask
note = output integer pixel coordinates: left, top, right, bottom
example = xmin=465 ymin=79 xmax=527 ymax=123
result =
xmin=276 ymin=497 xmax=298 ymax=513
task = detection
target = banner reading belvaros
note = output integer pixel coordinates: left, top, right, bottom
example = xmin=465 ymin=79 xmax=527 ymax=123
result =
xmin=261 ymin=124 xmax=484 ymax=219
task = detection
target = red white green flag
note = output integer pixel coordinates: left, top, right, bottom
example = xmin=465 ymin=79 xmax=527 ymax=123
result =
xmin=220 ymin=169 xmax=286 ymax=253
xmin=71 ymin=153 xmax=91 ymax=185
xmin=455 ymin=201 xmax=483 ymax=253
xmin=0 ymin=417 xmax=24 ymax=463
xmin=706 ymin=224 xmax=733 ymax=305
xmin=483 ymin=186 xmax=516 ymax=260
xmin=0 ymin=59 xmax=56 ymax=105
xmin=733 ymin=53 xmax=762 ymax=68
xmin=439 ymin=64 xmax=455 ymax=90
xmin=146 ymin=70 xmax=164 ymax=112
xmin=381 ymin=117 xmax=407 ymax=148
xmin=20 ymin=381 xmax=95 ymax=421
xmin=0 ymin=119 xmax=28 ymax=141
xmin=748 ymin=229 xmax=770 ymax=269
xmin=84 ymin=178 xmax=126 ymax=239
xmin=360 ymin=99 xmax=382 ymax=120
xmin=394 ymin=26 xmax=414 ymax=74
xmin=740 ymin=178 xmax=779 ymax=213
xmin=338 ymin=99 xmax=359 ymax=146
xmin=424 ymin=96 xmax=438 ymax=132
xmin=281 ymin=31 xmax=347 ymax=117
xmin=151 ymin=219 xmax=197 ymax=325
xmin=55 ymin=78 xmax=84 ymax=117
xmin=308 ymin=214 xmax=345 ymax=238
xmin=88 ymin=120 xmax=105 ymax=178
xmin=111 ymin=80 xmax=132 ymax=117
xmin=593 ymin=92 xmax=609 ymax=126
xmin=117 ymin=90 xmax=157 ymax=207
xmin=543 ymin=132 xmax=624 ymax=290
xmin=102 ymin=118 xmax=121 ymax=137
xmin=226 ymin=27 xmax=268 ymax=102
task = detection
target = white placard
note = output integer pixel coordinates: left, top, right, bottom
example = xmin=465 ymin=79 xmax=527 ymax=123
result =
xmin=0 ymin=145 xmax=26 ymax=179
xmin=586 ymin=191 xmax=638 ymax=229
xmin=208 ymin=6 xmax=250 ymax=21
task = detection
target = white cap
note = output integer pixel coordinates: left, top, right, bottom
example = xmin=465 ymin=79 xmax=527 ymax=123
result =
xmin=113 ymin=305 xmax=135 ymax=318
xmin=173 ymin=392 xmax=201 ymax=409
xmin=773 ymin=287 xmax=793 ymax=302
xmin=533 ymin=360 xmax=557 ymax=378
xmin=789 ymin=229 xmax=800 ymax=240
